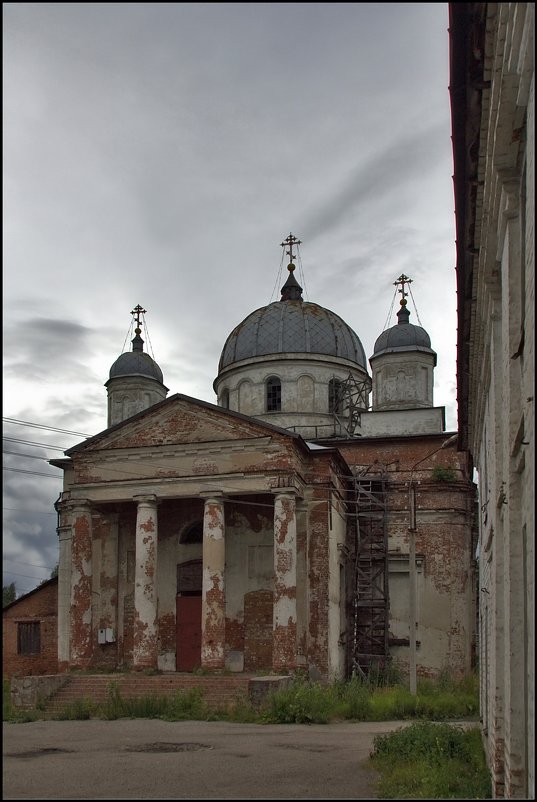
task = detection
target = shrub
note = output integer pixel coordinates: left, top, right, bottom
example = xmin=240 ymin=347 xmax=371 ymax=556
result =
xmin=55 ymin=698 xmax=96 ymax=720
xmin=262 ymin=679 xmax=337 ymax=724
xmin=371 ymin=722 xmax=492 ymax=798
xmin=431 ymin=465 xmax=456 ymax=482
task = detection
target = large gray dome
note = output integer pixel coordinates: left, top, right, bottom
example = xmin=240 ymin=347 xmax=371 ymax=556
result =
xmin=109 ymin=332 xmax=164 ymax=383
xmin=372 ymin=305 xmax=435 ymax=360
xmin=219 ymin=299 xmax=367 ymax=371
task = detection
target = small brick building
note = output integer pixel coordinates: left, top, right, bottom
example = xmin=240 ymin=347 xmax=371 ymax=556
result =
xmin=3 ymin=577 xmax=58 ymax=677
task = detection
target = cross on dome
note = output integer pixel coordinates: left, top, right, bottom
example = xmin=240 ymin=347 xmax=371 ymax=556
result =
xmin=280 ymin=233 xmax=302 ymax=272
xmin=394 ymin=274 xmax=412 ymax=307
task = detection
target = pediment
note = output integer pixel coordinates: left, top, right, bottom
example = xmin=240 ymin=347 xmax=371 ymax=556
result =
xmin=67 ymin=394 xmax=299 ymax=454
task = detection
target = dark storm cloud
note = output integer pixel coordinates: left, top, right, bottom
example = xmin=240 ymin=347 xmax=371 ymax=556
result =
xmin=3 ymin=317 xmax=99 ymax=381
xmin=3 ymin=455 xmax=62 ymax=595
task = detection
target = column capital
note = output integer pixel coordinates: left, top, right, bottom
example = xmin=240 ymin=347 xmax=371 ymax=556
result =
xmin=200 ymin=491 xmax=226 ymax=501
xmin=66 ymin=497 xmax=92 ymax=509
xmin=133 ymin=493 xmax=158 ymax=505
xmin=271 ymin=488 xmax=300 ymax=498
xmin=57 ymin=525 xmax=72 ymax=542
xmin=269 ymin=473 xmax=305 ymax=497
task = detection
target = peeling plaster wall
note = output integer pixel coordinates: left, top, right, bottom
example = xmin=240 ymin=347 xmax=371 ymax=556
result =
xmin=224 ymin=500 xmax=274 ymax=672
xmin=327 ymin=486 xmax=347 ymax=681
xmin=337 ymin=437 xmax=476 ymax=678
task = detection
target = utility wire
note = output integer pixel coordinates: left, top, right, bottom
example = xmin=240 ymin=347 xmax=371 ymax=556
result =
xmin=3 ymin=558 xmax=57 ymax=570
xmin=3 ymin=450 xmax=54 ymax=461
xmin=3 ymin=437 xmax=69 ymax=451
xmin=3 ymin=507 xmax=56 ymax=515
xmin=2 ymin=417 xmax=92 ymax=438
xmin=2 ymin=570 xmax=50 ymax=581
xmin=3 ymin=467 xmax=62 ymax=478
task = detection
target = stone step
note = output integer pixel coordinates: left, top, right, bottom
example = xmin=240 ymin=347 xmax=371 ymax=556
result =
xmin=45 ymin=674 xmax=252 ymax=711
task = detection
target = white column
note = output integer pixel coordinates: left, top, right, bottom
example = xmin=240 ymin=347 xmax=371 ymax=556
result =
xmin=69 ymin=499 xmax=93 ymax=667
xmin=201 ymin=495 xmax=226 ymax=670
xmin=133 ymin=495 xmax=158 ymax=670
xmin=57 ymin=522 xmax=72 ymax=669
xmin=273 ymin=491 xmax=297 ymax=672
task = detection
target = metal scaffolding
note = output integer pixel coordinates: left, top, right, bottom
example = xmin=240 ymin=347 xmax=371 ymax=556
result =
xmin=332 ymin=373 xmax=370 ymax=438
xmin=346 ymin=466 xmax=389 ymax=678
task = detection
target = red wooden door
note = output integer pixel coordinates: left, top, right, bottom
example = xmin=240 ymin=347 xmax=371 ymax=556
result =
xmin=176 ymin=595 xmax=202 ymax=672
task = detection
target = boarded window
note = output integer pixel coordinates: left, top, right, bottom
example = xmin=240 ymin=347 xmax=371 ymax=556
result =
xmin=17 ymin=621 xmax=41 ymax=655
xmin=177 ymin=560 xmax=202 ymax=595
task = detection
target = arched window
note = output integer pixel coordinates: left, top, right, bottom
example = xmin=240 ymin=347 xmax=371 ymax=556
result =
xmin=329 ymin=378 xmax=344 ymax=414
xmin=221 ymin=388 xmax=230 ymax=409
xmin=180 ymin=522 xmax=203 ymax=544
xmin=266 ymin=376 xmax=282 ymax=412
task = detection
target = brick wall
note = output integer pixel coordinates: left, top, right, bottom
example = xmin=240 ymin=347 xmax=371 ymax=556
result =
xmin=3 ymin=578 xmax=58 ymax=677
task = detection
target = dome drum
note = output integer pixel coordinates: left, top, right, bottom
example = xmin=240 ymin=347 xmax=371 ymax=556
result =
xmin=214 ymin=356 xmax=371 ymax=436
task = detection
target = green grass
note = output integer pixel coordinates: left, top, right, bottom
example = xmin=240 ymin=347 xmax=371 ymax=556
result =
xmin=370 ymin=721 xmax=492 ymax=798
xmin=4 ymin=670 xmax=480 ymax=725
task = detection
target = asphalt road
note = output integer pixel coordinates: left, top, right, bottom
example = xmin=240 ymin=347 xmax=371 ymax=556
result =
xmin=2 ymin=718 xmax=411 ymax=799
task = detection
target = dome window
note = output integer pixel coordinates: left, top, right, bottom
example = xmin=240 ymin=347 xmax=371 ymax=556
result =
xmin=221 ymin=389 xmax=230 ymax=409
xmin=266 ymin=376 xmax=282 ymax=412
xmin=329 ymin=378 xmax=344 ymax=415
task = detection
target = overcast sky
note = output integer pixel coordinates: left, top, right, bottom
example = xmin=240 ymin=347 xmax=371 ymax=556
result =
xmin=3 ymin=2 xmax=458 ymax=596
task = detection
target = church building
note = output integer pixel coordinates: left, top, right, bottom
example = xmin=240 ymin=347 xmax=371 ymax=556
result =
xmin=52 ymin=235 xmax=476 ymax=682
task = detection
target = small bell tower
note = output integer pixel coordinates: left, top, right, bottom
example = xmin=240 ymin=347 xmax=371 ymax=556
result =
xmin=105 ymin=305 xmax=168 ymax=427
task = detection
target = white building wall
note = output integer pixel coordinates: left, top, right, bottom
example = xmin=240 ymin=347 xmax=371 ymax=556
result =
xmin=466 ymin=5 xmax=534 ymax=797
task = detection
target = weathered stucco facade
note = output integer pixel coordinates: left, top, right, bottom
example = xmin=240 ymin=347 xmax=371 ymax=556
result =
xmin=450 ymin=3 xmax=534 ymax=798
xmin=53 ymin=397 xmax=353 ymax=681
xmin=52 ymin=392 xmax=475 ymax=683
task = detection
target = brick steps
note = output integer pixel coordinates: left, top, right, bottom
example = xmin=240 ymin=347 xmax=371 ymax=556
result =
xmin=45 ymin=674 xmax=252 ymax=712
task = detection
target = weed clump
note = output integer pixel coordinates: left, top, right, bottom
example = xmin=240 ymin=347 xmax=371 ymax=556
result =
xmin=371 ymin=721 xmax=492 ymax=798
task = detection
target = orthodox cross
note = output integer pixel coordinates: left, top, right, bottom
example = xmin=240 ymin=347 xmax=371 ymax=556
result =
xmin=394 ymin=273 xmax=412 ymax=304
xmin=131 ymin=304 xmax=147 ymax=332
xmin=280 ymin=233 xmax=302 ymax=268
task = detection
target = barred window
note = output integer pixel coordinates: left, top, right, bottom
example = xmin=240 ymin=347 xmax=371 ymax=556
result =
xmin=266 ymin=376 xmax=281 ymax=412
xmin=17 ymin=621 xmax=41 ymax=655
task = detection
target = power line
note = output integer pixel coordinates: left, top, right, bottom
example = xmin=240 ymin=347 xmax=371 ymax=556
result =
xmin=2 ymin=417 xmax=92 ymax=438
xmin=3 ymin=558 xmax=57 ymax=570
xmin=3 ymin=467 xmax=62 ymax=478
xmin=3 ymin=450 xmax=52 ymax=461
xmin=2 ymin=570 xmax=50 ymax=581
xmin=3 ymin=436 xmax=70 ymax=451
xmin=3 ymin=507 xmax=56 ymax=515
